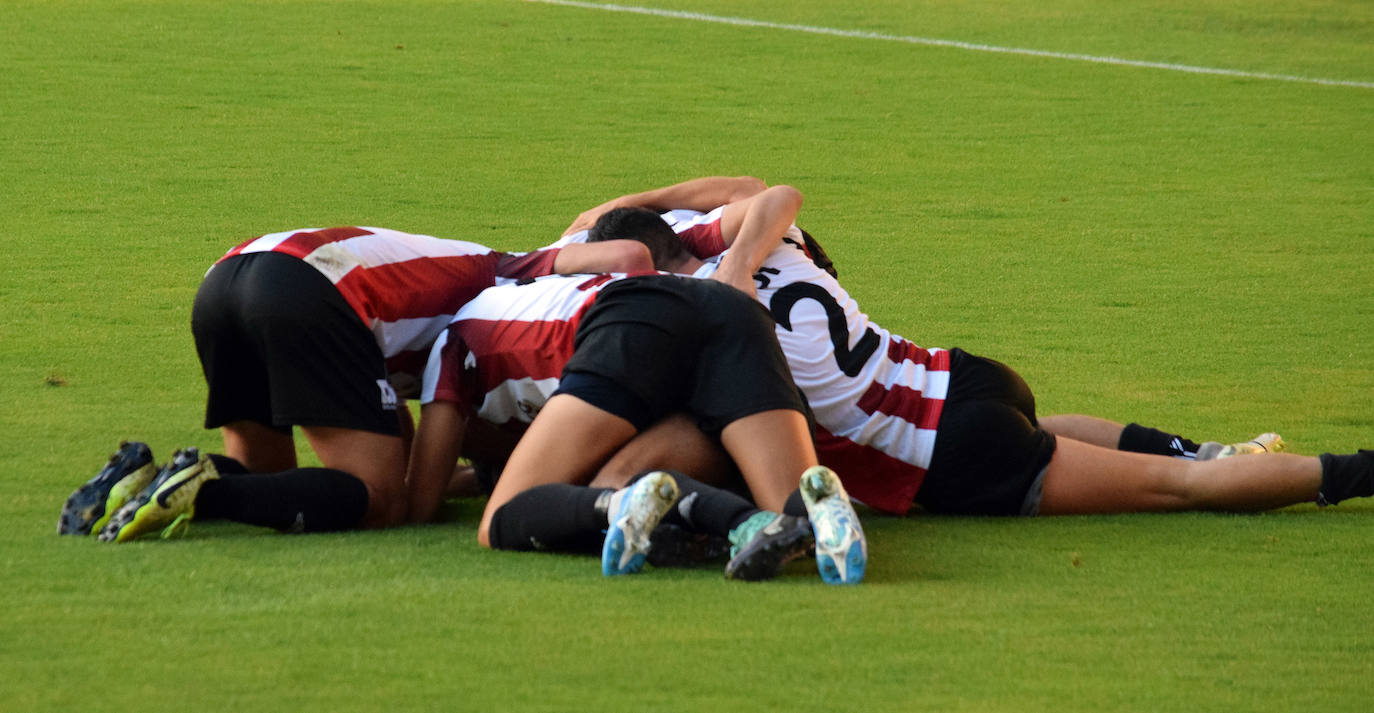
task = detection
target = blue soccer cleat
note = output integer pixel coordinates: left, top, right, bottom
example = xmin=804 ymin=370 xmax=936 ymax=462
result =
xmin=800 ymin=466 xmax=867 ymax=585
xmin=602 ymin=471 xmax=680 ymax=576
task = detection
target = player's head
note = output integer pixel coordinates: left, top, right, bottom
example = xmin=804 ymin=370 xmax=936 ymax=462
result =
xmin=588 ymin=207 xmax=691 ymax=271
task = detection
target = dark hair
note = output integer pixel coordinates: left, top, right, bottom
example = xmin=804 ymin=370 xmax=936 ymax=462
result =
xmin=587 ymin=207 xmax=691 ymax=270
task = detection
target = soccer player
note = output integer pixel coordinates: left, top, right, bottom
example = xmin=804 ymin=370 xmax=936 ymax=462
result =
xmin=58 ymin=226 xmax=653 ymax=542
xmin=406 ymin=271 xmax=868 ymax=582
xmin=573 ymin=183 xmax=1374 ymax=518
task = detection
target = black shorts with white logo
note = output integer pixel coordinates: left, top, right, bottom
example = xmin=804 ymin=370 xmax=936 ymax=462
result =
xmin=192 ymin=252 xmax=401 ymax=436
xmin=915 ymin=348 xmax=1057 ymax=516
xmin=556 ymin=275 xmax=808 ymax=434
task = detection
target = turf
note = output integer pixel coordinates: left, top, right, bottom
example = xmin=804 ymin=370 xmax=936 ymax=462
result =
xmin=2 ymin=1 xmax=1371 ymax=711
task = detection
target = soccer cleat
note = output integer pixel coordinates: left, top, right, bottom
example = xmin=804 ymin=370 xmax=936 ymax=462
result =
xmin=97 ymin=448 xmax=219 ymax=543
xmin=602 ymin=471 xmax=680 ymax=576
xmin=58 ymin=441 xmax=158 ymax=536
xmin=800 ymin=465 xmax=867 ymax=585
xmin=1195 ymin=433 xmax=1286 ymax=461
xmin=724 ymin=512 xmax=815 ymax=581
xmin=646 ymin=523 xmax=731 ymax=568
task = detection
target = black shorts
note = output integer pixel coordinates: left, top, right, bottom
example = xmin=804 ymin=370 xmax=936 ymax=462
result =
xmin=556 ymin=275 xmax=807 ymax=434
xmin=915 ymin=348 xmax=1057 ymax=516
xmin=191 ymin=252 xmax=401 ymax=436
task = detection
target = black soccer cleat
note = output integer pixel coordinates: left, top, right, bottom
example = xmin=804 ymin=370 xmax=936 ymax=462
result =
xmin=58 ymin=441 xmax=158 ymax=536
xmin=646 ymin=523 xmax=731 ymax=568
xmin=724 ymin=514 xmax=816 ymax=581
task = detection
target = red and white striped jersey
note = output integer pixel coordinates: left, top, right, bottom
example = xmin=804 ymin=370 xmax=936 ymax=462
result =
xmin=215 ymin=226 xmax=560 ymax=397
xmin=556 ymin=210 xmax=949 ymax=514
xmin=421 ymin=273 xmax=623 ymax=429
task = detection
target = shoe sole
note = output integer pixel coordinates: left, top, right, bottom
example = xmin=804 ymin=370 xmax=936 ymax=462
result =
xmin=98 ymin=449 xmax=210 ymax=543
xmin=602 ymin=472 xmax=680 ymax=576
xmin=801 ymin=466 xmax=867 ymax=585
xmin=724 ymin=517 xmax=815 ymax=581
xmin=816 ymin=537 xmax=868 ymax=586
xmin=647 ymin=524 xmax=731 ymax=568
xmin=57 ymin=443 xmax=155 ymax=536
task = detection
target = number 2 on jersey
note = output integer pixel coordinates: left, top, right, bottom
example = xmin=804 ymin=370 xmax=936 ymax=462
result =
xmin=768 ymin=282 xmax=879 ymax=377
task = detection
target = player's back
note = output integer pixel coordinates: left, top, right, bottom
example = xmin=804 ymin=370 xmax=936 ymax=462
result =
xmin=423 ymin=273 xmax=622 ymax=427
xmin=672 ymin=217 xmax=949 ymax=514
xmin=217 ymin=226 xmax=559 ymax=395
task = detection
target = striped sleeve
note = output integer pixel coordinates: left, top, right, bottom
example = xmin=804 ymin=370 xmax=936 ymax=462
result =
xmin=496 ymin=248 xmax=561 ymax=279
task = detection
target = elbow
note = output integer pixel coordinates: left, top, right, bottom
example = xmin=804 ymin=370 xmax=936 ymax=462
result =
xmin=728 ymin=176 xmax=769 ymax=201
xmin=766 ymin=184 xmax=804 ymax=213
xmin=606 ymin=240 xmax=654 ymax=273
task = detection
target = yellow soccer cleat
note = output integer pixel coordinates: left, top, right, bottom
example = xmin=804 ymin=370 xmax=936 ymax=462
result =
xmin=97 ymin=449 xmax=219 ymax=543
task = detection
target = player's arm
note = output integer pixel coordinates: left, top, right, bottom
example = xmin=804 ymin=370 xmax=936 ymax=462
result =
xmin=711 ymin=184 xmax=803 ymax=296
xmin=562 ymin=176 xmax=768 ymax=236
xmin=551 ymin=239 xmax=653 ymax=273
xmin=406 ymin=399 xmax=467 ymax=524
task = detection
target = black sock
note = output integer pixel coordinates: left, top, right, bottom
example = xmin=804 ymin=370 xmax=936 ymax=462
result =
xmin=195 ymin=468 xmax=369 ymax=533
xmin=782 ymin=489 xmax=807 ymax=517
xmin=659 ymin=472 xmax=760 ymax=537
xmin=206 ymin=453 xmax=249 ymax=475
xmin=488 ymin=484 xmax=612 ymax=553
xmin=1119 ymin=423 xmax=1202 ymax=458
xmin=1317 ymin=451 xmax=1374 ymax=505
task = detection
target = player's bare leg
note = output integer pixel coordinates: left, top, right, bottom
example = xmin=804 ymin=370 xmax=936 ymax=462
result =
xmin=589 ymin=413 xmax=735 ymax=490
xmin=300 ymin=426 xmax=408 ymax=528
xmin=719 ymin=409 xmax=818 ymax=512
xmin=1038 ymin=437 xmax=1322 ymax=514
xmin=478 ymin=394 xmax=637 ymax=547
xmin=221 ymin=420 xmax=297 ymax=472
xmin=1039 ymin=415 xmax=1127 ymax=449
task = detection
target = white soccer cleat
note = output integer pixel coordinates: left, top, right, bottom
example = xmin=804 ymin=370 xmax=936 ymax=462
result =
xmin=799 ymin=466 xmax=867 ymax=585
xmin=601 ymin=471 xmax=680 ymax=576
xmin=1196 ymin=432 xmax=1285 ymax=461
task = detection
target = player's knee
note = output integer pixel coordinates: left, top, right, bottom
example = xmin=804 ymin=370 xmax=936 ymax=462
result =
xmin=476 ymin=519 xmax=493 ymax=549
xmin=1154 ymin=463 xmax=1206 ymax=507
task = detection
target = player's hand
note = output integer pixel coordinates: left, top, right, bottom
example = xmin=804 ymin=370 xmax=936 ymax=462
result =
xmin=562 ymin=198 xmax=625 ymax=237
xmin=710 ymin=263 xmax=757 ymax=299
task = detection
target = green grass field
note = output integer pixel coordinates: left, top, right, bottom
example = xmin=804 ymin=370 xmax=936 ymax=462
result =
xmin=3 ymin=1 xmax=1371 ymax=710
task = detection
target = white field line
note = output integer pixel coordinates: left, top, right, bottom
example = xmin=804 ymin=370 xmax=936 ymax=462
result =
xmin=526 ymin=0 xmax=1374 ymax=90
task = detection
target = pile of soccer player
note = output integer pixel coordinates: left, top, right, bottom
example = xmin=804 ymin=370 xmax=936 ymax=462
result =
xmin=57 ymin=177 xmax=1374 ymax=584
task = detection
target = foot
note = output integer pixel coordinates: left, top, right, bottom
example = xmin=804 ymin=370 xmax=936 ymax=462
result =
xmin=58 ymin=441 xmax=158 ymax=536
xmin=1196 ymin=432 xmax=1285 ymax=461
xmin=97 ymin=449 xmax=219 ymax=543
xmin=602 ymin=471 xmax=680 ymax=576
xmin=800 ymin=466 xmax=867 ymax=585
xmin=724 ymin=512 xmax=815 ymax=581
xmin=646 ymin=523 xmax=731 ymax=568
